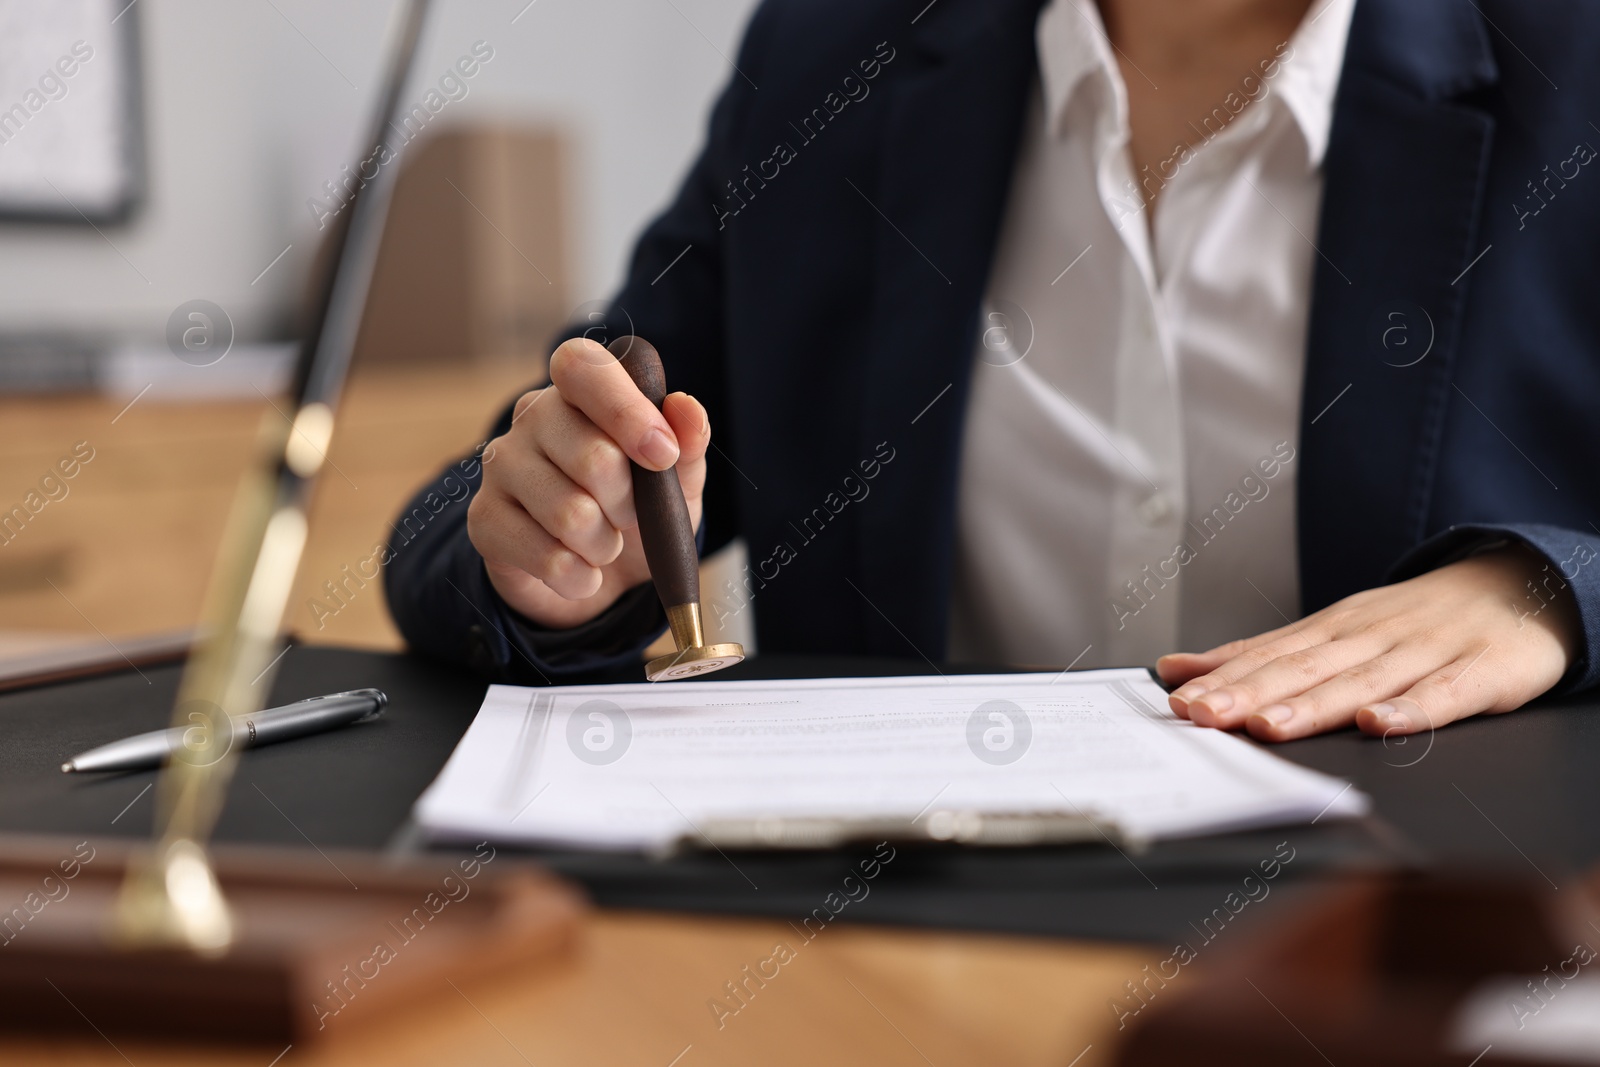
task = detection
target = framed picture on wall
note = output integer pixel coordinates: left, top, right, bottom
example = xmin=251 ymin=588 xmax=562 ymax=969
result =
xmin=0 ymin=0 xmax=143 ymax=223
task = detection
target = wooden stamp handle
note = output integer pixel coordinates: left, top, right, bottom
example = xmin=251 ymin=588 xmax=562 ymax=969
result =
xmin=610 ymin=336 xmax=699 ymax=613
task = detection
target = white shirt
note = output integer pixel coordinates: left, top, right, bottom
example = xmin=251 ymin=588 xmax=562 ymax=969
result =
xmin=949 ymin=0 xmax=1355 ymax=668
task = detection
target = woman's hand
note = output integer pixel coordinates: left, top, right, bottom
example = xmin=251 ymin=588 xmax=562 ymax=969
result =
xmin=1157 ymin=545 xmax=1580 ymax=742
xmin=467 ymin=337 xmax=711 ymax=630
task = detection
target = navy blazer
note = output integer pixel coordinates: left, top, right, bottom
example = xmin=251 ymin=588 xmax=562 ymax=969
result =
xmin=385 ymin=0 xmax=1600 ymax=693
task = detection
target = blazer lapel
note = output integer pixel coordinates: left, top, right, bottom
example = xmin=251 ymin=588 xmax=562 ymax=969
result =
xmin=1298 ymin=0 xmax=1499 ymax=612
xmin=851 ymin=0 xmax=1045 ymax=659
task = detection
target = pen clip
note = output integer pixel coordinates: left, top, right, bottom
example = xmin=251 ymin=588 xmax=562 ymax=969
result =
xmin=288 ymin=688 xmax=388 ymax=720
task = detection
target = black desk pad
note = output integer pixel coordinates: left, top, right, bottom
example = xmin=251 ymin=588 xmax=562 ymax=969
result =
xmin=2 ymin=646 xmax=1596 ymax=945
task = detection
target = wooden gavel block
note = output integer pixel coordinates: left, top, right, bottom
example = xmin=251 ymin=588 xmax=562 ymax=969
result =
xmin=1114 ymin=869 xmax=1600 ymax=1067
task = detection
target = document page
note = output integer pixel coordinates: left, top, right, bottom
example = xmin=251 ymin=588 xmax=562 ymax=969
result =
xmin=414 ymin=669 xmax=1368 ymax=851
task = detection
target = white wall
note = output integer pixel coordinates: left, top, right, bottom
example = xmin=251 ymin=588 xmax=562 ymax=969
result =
xmin=0 ymin=0 xmax=760 ymax=342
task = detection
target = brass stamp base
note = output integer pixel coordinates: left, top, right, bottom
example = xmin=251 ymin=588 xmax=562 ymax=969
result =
xmin=645 ymin=642 xmax=745 ymax=681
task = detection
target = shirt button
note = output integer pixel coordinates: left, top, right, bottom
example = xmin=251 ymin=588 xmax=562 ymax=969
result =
xmin=1135 ymin=492 xmax=1174 ymax=526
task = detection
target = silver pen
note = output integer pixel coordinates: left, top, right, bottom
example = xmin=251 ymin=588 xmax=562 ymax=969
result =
xmin=61 ymin=688 xmax=387 ymax=773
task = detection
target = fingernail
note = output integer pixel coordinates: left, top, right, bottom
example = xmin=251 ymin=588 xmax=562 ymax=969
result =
xmin=1170 ymin=683 xmax=1207 ymax=705
xmin=1257 ymin=704 xmax=1293 ymax=724
xmin=1195 ymin=691 xmax=1234 ymax=715
xmin=667 ymin=392 xmax=709 ymax=436
xmin=1366 ymin=702 xmax=1411 ymax=731
xmin=639 ymin=427 xmax=679 ymax=469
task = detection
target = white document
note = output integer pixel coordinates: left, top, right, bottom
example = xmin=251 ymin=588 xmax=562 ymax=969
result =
xmin=414 ymin=669 xmax=1369 ymax=851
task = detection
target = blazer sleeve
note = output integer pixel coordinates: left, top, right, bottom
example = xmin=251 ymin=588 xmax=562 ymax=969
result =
xmin=381 ymin=3 xmax=775 ymax=682
xmin=1388 ymin=522 xmax=1600 ymax=695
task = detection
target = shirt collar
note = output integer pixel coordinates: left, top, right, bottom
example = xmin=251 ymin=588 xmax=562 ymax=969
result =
xmin=1273 ymin=0 xmax=1357 ymax=167
xmin=1037 ymin=0 xmax=1123 ymax=140
xmin=1036 ymin=0 xmax=1357 ymax=169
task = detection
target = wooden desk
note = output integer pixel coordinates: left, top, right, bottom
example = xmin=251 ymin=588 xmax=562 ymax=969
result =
xmin=0 ymin=912 xmax=1142 ymax=1066
xmin=0 ymin=363 xmax=535 ymax=652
